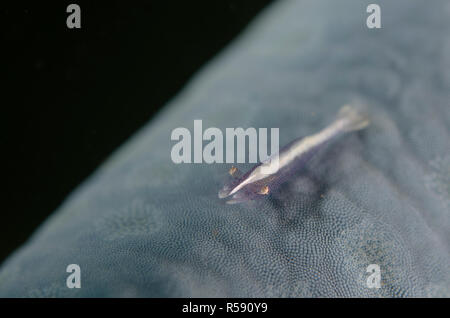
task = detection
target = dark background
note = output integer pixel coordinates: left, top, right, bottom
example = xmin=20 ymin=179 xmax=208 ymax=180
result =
xmin=1 ymin=0 xmax=273 ymax=264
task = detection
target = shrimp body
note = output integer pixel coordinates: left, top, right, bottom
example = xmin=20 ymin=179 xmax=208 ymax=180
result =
xmin=218 ymin=104 xmax=370 ymax=204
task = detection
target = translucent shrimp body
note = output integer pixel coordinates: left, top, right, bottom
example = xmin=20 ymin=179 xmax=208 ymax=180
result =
xmin=219 ymin=104 xmax=370 ymax=204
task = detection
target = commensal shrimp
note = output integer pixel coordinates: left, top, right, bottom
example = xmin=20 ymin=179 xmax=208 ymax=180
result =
xmin=218 ymin=104 xmax=370 ymax=204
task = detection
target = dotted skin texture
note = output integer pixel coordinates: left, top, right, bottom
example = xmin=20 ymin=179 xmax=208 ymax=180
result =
xmin=1 ymin=0 xmax=449 ymax=297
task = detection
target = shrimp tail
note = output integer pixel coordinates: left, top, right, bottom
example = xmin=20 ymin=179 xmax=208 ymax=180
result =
xmin=337 ymin=104 xmax=370 ymax=132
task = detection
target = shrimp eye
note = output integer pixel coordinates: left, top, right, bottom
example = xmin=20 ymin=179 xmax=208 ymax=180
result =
xmin=258 ymin=185 xmax=270 ymax=195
